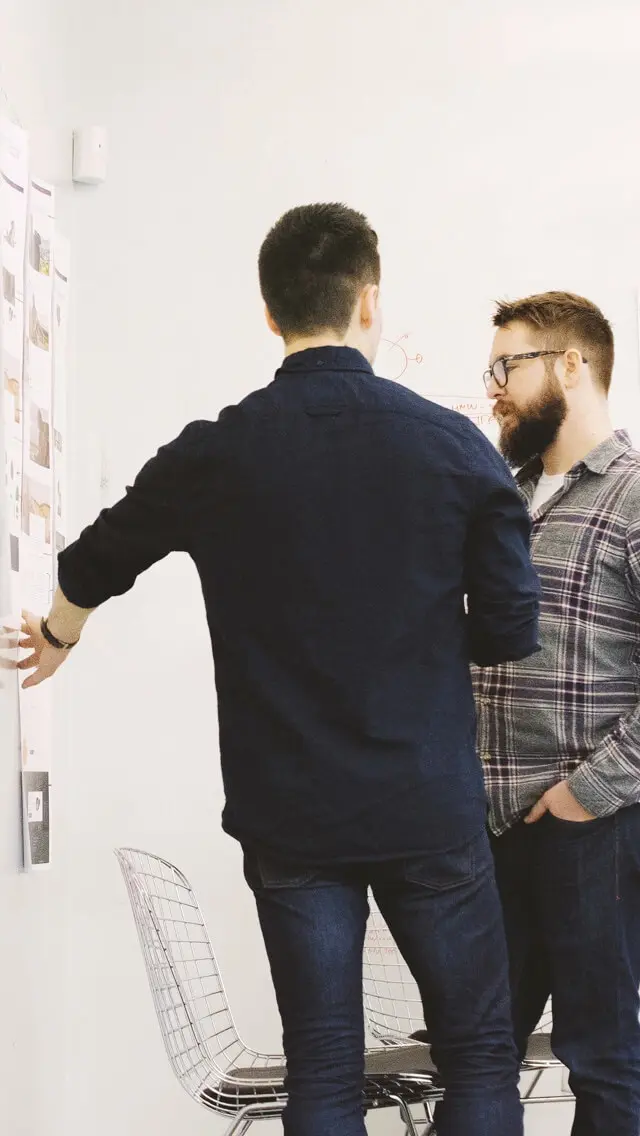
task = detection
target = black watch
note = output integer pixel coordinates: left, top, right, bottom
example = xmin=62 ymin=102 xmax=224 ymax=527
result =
xmin=40 ymin=617 xmax=78 ymax=651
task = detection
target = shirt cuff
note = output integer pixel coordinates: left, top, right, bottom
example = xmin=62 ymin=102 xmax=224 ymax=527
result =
xmin=58 ymin=550 xmax=108 ymax=610
xmin=567 ymin=762 xmax=624 ymax=818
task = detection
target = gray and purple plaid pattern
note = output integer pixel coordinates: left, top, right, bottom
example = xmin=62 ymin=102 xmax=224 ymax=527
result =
xmin=473 ymin=430 xmax=640 ymax=834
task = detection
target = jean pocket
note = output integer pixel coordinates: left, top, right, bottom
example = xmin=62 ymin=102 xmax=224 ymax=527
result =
xmin=403 ymin=836 xmax=478 ymax=892
xmin=544 ymin=812 xmax=608 ymax=832
xmin=243 ymin=850 xmax=318 ymax=892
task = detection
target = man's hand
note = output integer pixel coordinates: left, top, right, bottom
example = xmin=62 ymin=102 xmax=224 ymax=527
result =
xmin=17 ymin=610 xmax=73 ymax=689
xmin=525 ymin=779 xmax=596 ymax=824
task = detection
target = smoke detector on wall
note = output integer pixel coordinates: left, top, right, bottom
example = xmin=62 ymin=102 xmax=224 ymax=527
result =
xmin=72 ymin=127 xmax=108 ymax=185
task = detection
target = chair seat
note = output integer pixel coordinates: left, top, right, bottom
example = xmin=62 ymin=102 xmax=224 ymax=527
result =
xmin=201 ymin=1069 xmax=286 ymax=1117
xmin=201 ymin=1043 xmax=440 ymax=1115
xmin=200 ymin=1034 xmax=560 ymax=1116
xmin=411 ymin=1028 xmax=560 ymax=1070
xmin=365 ymin=1043 xmax=438 ymax=1077
xmin=362 ymin=1043 xmax=441 ymax=1107
xmin=521 ymin=1032 xmax=558 ymax=1068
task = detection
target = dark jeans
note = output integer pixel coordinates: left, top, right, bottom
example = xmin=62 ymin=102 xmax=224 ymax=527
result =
xmin=491 ymin=805 xmax=640 ymax=1136
xmin=244 ymin=829 xmax=522 ymax=1136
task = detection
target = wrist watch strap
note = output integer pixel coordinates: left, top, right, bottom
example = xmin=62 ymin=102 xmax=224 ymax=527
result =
xmin=40 ymin=617 xmax=78 ymax=651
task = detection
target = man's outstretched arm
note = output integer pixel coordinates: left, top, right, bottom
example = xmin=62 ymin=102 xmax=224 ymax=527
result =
xmin=17 ymin=419 xmax=218 ymax=687
xmin=18 ymin=591 xmax=94 ymax=687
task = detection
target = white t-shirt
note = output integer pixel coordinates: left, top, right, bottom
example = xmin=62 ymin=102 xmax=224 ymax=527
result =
xmin=531 ymin=471 xmax=565 ymax=514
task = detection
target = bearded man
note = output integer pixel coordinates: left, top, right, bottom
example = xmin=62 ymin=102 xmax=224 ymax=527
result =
xmin=477 ymin=290 xmax=640 ymax=1136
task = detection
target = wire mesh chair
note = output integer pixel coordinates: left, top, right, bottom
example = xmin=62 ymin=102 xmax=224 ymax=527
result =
xmin=363 ymin=897 xmax=572 ymax=1114
xmin=115 ymin=848 xmax=449 ymax=1136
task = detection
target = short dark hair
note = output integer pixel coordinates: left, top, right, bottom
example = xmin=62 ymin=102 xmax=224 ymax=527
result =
xmin=493 ymin=291 xmax=615 ymax=393
xmin=258 ymin=203 xmax=380 ymax=340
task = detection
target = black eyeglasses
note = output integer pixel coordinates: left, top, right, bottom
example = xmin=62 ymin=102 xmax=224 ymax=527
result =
xmin=483 ymin=349 xmax=587 ymax=391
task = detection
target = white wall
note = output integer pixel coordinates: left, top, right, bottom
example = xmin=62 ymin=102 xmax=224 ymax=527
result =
xmin=6 ymin=1 xmax=640 ymax=1133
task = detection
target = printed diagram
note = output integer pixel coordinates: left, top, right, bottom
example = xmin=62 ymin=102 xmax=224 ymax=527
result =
xmin=376 ymin=334 xmax=423 ymax=382
xmin=4 ymin=218 xmax=16 ymax=248
xmin=29 ymin=402 xmax=51 ymax=469
xmin=21 ymin=474 xmax=52 ymax=545
xmin=29 ymin=222 xmax=51 ymax=276
xmin=3 ymin=266 xmax=15 ymax=305
xmin=3 ymin=352 xmax=21 ymax=427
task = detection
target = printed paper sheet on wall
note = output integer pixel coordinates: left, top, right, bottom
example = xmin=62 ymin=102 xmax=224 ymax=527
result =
xmin=19 ymin=176 xmax=57 ymax=869
xmin=0 ymin=123 xmax=69 ymax=871
xmin=0 ymin=122 xmax=32 ymax=862
xmin=52 ymin=235 xmax=69 ymax=573
xmin=0 ymin=121 xmax=28 ymax=623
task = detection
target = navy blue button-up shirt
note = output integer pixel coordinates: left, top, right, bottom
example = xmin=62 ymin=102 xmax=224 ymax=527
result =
xmin=59 ymin=347 xmax=539 ymax=861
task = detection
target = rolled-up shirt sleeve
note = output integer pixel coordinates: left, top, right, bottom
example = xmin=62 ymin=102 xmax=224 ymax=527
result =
xmin=58 ymin=420 xmax=215 ymax=609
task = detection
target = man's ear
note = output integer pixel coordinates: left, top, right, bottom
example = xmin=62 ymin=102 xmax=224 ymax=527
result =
xmin=265 ymin=305 xmax=281 ymax=337
xmin=359 ymin=283 xmax=379 ymax=329
xmin=562 ymin=347 xmax=584 ymax=389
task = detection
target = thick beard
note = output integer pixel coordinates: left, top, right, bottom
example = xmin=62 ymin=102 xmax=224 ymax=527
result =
xmin=498 ymin=380 xmax=567 ymax=469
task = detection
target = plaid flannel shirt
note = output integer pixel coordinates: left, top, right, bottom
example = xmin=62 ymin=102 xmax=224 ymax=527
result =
xmin=473 ymin=430 xmax=640 ymax=835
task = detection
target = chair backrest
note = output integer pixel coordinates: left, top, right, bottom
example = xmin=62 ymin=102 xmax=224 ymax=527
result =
xmin=115 ymin=847 xmax=245 ymax=1098
xmin=363 ymin=897 xmax=426 ymax=1042
xmin=363 ymin=896 xmax=553 ymax=1042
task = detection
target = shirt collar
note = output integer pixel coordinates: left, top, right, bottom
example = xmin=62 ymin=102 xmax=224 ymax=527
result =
xmin=582 ymin=429 xmax=632 ymax=473
xmin=517 ymin=429 xmax=632 ymax=488
xmin=276 ymin=346 xmax=374 ymax=377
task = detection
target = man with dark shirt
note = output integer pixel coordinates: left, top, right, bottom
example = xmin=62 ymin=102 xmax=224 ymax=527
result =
xmin=19 ymin=204 xmax=540 ymax=1136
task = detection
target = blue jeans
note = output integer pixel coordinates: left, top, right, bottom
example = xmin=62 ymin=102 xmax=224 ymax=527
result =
xmin=244 ymin=829 xmax=522 ymax=1136
xmin=491 ymin=806 xmax=640 ymax=1136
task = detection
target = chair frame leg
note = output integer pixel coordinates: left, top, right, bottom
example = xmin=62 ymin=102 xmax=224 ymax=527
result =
xmin=423 ymin=1099 xmax=436 ymax=1133
xmin=222 ymin=1102 xmax=285 ymax=1136
xmin=224 ymin=1121 xmax=253 ymax=1136
xmin=423 ymin=1100 xmax=435 ymax=1122
xmin=521 ymin=1067 xmax=545 ymax=1099
xmin=384 ymin=1094 xmax=421 ymax=1136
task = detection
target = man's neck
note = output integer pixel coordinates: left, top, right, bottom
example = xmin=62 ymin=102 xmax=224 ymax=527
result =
xmin=283 ymin=334 xmax=345 ymax=358
xmin=283 ymin=333 xmax=368 ymax=359
xmin=542 ymin=405 xmax=614 ymax=475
